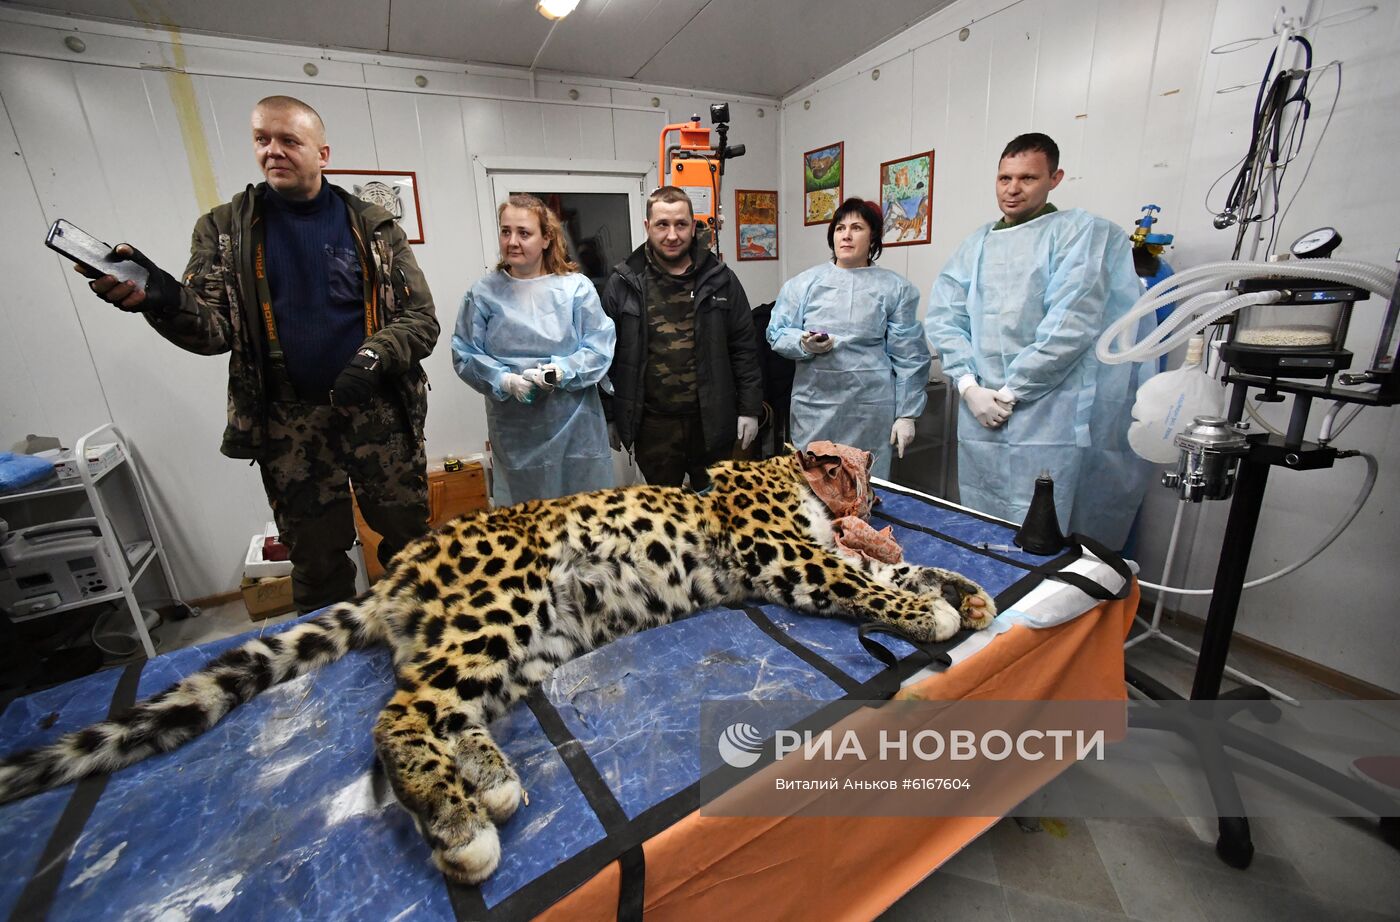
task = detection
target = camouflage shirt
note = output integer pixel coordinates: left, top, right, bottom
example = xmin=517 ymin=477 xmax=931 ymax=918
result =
xmin=642 ymin=245 xmax=701 ymax=415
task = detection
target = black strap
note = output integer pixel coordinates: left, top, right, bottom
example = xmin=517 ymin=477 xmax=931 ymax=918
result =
xmin=1033 ymin=534 xmax=1134 ymax=602
xmin=743 ymin=607 xmax=862 ymax=694
xmin=866 ymin=507 xmax=1064 ymax=611
xmin=525 ymin=689 xmax=645 ymax=922
xmin=444 ymin=878 xmax=489 ymax=921
xmin=249 ymin=217 xmax=284 ymax=363
xmin=871 ymin=498 xmax=1133 ymax=605
xmin=857 ymin=621 xmax=957 ymax=700
xmin=250 ymin=196 xmax=374 ymax=367
xmin=8 ymin=661 xmax=142 ymax=922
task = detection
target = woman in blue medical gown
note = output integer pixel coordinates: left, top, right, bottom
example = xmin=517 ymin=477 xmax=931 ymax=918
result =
xmin=767 ymin=198 xmax=930 ymax=478
xmin=453 ymin=194 xmax=616 ymax=506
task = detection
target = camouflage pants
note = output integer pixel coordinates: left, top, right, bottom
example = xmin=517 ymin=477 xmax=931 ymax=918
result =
xmin=259 ymin=395 xmax=429 ymax=613
xmin=635 ymin=412 xmax=727 ymax=490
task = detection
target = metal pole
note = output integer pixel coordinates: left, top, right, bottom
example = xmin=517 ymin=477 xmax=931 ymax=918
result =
xmin=1191 ymin=451 xmax=1271 ymax=700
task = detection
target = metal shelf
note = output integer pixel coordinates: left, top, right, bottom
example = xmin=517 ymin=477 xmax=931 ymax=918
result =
xmin=1 ymin=425 xmax=180 ymax=658
xmin=0 ymin=459 xmax=120 ymax=504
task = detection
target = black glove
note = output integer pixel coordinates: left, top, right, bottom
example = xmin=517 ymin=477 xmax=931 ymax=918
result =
xmin=331 ymin=348 xmax=383 ymax=409
xmin=109 ymin=244 xmax=184 ymax=315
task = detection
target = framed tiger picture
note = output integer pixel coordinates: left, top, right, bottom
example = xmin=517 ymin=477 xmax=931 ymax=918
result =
xmin=878 ymin=151 xmax=934 ymax=248
xmin=325 ymin=170 xmax=425 ymax=244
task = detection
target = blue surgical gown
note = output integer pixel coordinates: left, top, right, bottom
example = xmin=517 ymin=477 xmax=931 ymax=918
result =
xmin=452 ymin=271 xmax=616 ymax=506
xmin=925 ymin=208 xmax=1151 ymax=548
xmin=769 ymin=263 xmax=930 ymax=478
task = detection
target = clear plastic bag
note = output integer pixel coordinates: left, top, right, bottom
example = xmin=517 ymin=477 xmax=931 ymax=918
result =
xmin=1128 ymin=339 xmax=1226 ymax=464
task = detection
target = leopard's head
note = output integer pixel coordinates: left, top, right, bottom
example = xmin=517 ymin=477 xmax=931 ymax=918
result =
xmin=793 ymin=441 xmax=875 ymax=519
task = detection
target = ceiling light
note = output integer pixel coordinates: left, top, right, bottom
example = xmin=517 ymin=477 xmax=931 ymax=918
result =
xmin=537 ymin=0 xmax=579 ymax=20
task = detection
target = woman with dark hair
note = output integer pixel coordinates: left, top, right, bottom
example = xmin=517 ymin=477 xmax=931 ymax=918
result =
xmin=767 ymin=198 xmax=930 ymax=477
xmin=453 ymin=193 xmax=616 ymax=505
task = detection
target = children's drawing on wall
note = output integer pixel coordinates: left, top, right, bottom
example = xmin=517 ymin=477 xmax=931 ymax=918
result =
xmin=803 ymin=142 xmax=843 ymax=225
xmin=879 ymin=151 xmax=934 ymax=247
xmin=325 ymin=170 xmax=425 ymax=244
xmin=735 ymin=189 xmax=778 ymax=261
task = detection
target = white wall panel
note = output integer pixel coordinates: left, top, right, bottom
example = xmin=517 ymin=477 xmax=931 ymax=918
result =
xmin=1077 ymin=0 xmax=1160 ymax=222
xmin=982 ymin=1 xmax=1041 ymax=165
xmin=0 ymin=91 xmax=109 ymax=451
xmin=1133 ymin=0 xmax=1217 ymax=221
xmin=500 ymin=101 xmax=547 ymax=156
xmin=908 ymin=35 xmax=960 ymax=314
xmin=1028 ymin=0 xmax=1095 ymax=174
xmin=540 ymin=103 xmax=616 ymax=161
xmin=362 ymin=64 xmax=530 ymax=98
xmin=367 ymin=89 xmax=489 ymax=461
xmin=461 ymin=97 xmax=508 ymax=161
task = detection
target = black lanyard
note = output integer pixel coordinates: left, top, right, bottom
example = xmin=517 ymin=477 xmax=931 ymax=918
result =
xmin=250 ymin=203 xmax=377 ymax=367
xmin=250 ymin=215 xmax=284 ymax=365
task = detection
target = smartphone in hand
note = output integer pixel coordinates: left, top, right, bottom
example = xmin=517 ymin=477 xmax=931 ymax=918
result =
xmin=45 ymin=220 xmax=149 ymax=289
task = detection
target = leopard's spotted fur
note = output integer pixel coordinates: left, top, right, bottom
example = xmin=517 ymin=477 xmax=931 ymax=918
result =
xmin=0 ymin=450 xmax=995 ymax=883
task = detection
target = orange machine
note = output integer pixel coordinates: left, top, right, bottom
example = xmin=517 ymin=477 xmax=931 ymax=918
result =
xmin=657 ymin=103 xmax=744 ymax=249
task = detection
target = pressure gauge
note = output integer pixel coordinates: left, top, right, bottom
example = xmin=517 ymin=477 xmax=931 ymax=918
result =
xmin=1290 ymin=226 xmax=1342 ymax=259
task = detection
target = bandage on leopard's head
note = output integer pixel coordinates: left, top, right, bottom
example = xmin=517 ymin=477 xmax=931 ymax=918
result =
xmin=793 ymin=441 xmax=876 ymax=519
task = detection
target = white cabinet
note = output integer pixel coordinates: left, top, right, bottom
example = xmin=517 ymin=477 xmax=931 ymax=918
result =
xmin=0 ymin=424 xmax=182 ymax=658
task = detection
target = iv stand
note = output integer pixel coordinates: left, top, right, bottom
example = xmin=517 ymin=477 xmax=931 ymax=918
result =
xmin=1125 ymin=368 xmax=1400 ymax=869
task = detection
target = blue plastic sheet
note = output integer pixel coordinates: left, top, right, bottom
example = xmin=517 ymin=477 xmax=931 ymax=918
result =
xmin=0 ymin=487 xmax=1055 ymax=919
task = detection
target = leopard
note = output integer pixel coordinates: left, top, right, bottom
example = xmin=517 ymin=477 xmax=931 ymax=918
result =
xmin=0 ymin=444 xmax=996 ymax=885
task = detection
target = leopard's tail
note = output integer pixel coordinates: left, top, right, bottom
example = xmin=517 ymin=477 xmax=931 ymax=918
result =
xmin=0 ymin=595 xmax=387 ymax=805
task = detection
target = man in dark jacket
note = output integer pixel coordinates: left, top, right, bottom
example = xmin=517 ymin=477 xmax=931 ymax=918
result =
xmin=601 ymin=186 xmax=762 ymax=489
xmin=80 ymin=95 xmax=436 ymax=613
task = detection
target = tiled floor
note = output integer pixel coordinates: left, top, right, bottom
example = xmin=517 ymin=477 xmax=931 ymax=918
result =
xmin=151 ymin=597 xmax=300 ymax=652
xmin=81 ymin=603 xmax=1400 ymax=920
xmin=881 ymin=616 xmax=1400 ymax=921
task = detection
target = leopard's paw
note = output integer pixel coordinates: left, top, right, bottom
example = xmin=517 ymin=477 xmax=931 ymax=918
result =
xmin=929 ymin=569 xmax=997 ymax=631
xmin=429 ymin=804 xmax=501 ymax=884
xmin=903 ymin=598 xmax=961 ymax=644
xmin=480 ymin=777 xmax=523 ymax=823
xmin=960 ymin=585 xmax=997 ymax=630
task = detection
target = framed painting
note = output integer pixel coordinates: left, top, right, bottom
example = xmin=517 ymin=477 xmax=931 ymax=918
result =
xmin=735 ymin=189 xmax=778 ymax=261
xmin=803 ymin=142 xmax=843 ymax=226
xmin=325 ymin=169 xmax=425 ymax=244
xmin=878 ymin=151 xmax=934 ymax=247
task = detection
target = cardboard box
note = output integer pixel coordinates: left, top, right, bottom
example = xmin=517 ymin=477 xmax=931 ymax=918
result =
xmin=241 ymin=576 xmax=294 ymax=620
xmin=49 ymin=443 xmax=125 ymax=482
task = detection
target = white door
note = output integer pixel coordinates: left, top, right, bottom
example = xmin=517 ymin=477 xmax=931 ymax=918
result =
xmin=475 ymin=157 xmax=652 ymax=294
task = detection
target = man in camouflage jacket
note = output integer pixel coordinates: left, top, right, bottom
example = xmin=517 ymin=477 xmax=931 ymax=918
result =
xmin=82 ymin=96 xmax=437 ymax=613
xmin=601 ymin=186 xmax=762 ymax=489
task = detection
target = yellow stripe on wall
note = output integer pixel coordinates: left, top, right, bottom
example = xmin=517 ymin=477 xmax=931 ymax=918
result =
xmin=155 ymin=16 xmax=220 ymax=214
